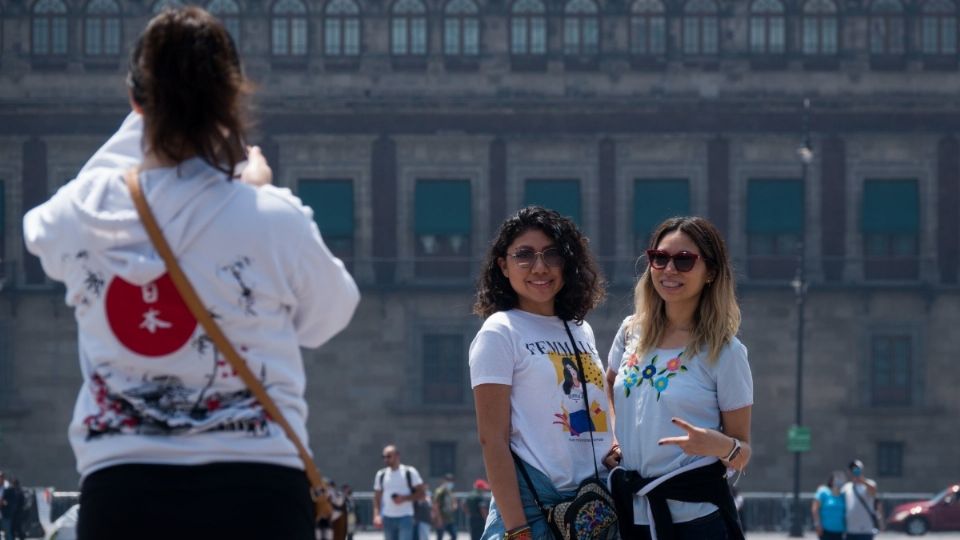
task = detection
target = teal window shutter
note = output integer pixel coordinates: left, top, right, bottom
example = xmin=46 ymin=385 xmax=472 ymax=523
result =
xmin=297 ymin=179 xmax=354 ymax=237
xmin=634 ymin=179 xmax=690 ymax=239
xmin=414 ymin=180 xmax=472 ymax=234
xmin=747 ymin=179 xmax=804 ymax=233
xmin=524 ymin=179 xmax=581 ymax=223
xmin=862 ymin=179 xmax=919 ymax=233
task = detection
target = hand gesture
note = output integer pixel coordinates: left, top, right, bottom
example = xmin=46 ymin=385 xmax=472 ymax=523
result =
xmin=657 ymin=417 xmax=730 ymax=457
xmin=240 ymin=145 xmax=273 ymax=187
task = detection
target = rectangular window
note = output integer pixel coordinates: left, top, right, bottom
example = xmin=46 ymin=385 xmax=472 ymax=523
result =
xmin=297 ymin=180 xmax=355 ymax=264
xmin=746 ymin=179 xmax=803 ymax=279
xmin=870 ymin=334 xmax=912 ymax=407
xmin=0 ymin=324 xmax=11 ymax=410
xmin=525 ymin=179 xmax=581 ymax=224
xmin=422 ymin=333 xmax=466 ymax=405
xmin=414 ymin=180 xmax=472 ymax=278
xmin=877 ymin=441 xmax=904 ymax=477
xmin=634 ymin=179 xmax=689 ymax=251
xmin=429 ymin=441 xmax=457 ymax=478
xmin=862 ymin=179 xmax=919 ymax=280
xmin=0 ymin=181 xmax=5 ymax=279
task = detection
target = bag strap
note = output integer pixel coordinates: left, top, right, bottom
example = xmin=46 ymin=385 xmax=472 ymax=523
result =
xmin=124 ymin=169 xmax=333 ymax=519
xmin=562 ymin=320 xmax=601 ymax=480
xmin=510 ymin=450 xmax=549 ymax=518
xmin=851 ymin=483 xmax=880 ymax=529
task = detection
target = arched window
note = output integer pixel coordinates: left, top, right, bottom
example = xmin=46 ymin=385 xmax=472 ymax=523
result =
xmin=511 ymin=0 xmax=546 ymax=55
xmin=921 ymin=0 xmax=956 ymax=54
xmin=682 ymin=0 xmax=719 ymax=55
xmin=750 ymin=0 xmax=785 ymax=54
xmin=869 ymin=0 xmax=904 ymax=54
xmin=630 ymin=0 xmax=666 ymax=55
xmin=208 ymin=0 xmax=241 ymax=44
xmin=32 ymin=0 xmax=68 ymax=56
xmin=325 ymin=0 xmax=360 ymax=55
xmin=391 ymin=0 xmax=427 ymax=55
xmin=802 ymin=0 xmax=838 ymax=55
xmin=84 ymin=0 xmax=120 ymax=56
xmin=564 ymin=0 xmax=599 ymax=55
xmin=152 ymin=0 xmax=183 ymax=14
xmin=272 ymin=0 xmax=308 ymax=56
xmin=444 ymin=0 xmax=479 ymax=55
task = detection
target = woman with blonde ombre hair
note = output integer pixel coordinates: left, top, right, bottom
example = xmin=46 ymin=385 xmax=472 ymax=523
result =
xmin=602 ymin=216 xmax=752 ymax=540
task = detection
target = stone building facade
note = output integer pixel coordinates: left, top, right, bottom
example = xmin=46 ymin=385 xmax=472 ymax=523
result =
xmin=1 ymin=0 xmax=959 ymax=496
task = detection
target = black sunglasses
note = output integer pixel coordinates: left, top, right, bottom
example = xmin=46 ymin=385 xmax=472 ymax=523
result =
xmin=646 ymin=249 xmax=701 ymax=273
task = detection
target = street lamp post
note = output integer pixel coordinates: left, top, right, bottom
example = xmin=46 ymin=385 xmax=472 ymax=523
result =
xmin=789 ymin=98 xmax=813 ymax=538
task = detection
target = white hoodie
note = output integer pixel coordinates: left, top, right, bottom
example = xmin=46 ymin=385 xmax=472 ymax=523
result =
xmin=23 ymin=112 xmax=360 ymax=478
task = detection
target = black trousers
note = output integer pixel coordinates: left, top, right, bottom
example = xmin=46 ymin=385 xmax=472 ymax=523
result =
xmin=78 ymin=462 xmax=315 ymax=540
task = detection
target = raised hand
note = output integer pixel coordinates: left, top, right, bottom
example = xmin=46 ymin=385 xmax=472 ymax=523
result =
xmin=657 ymin=417 xmax=732 ymax=458
xmin=240 ymin=145 xmax=273 ymax=187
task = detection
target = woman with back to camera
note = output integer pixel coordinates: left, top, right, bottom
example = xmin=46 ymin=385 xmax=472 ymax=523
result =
xmin=469 ymin=206 xmax=610 ymax=540
xmin=604 ymin=216 xmax=752 ymax=540
xmin=23 ymin=7 xmax=360 ymax=540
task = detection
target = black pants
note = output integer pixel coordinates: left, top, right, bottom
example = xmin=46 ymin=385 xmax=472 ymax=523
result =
xmin=78 ymin=462 xmax=315 ymax=540
xmin=624 ymin=511 xmax=728 ymax=540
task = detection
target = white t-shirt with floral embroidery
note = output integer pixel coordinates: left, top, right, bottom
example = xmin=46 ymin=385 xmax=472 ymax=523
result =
xmin=607 ymin=316 xmax=753 ymax=525
xmin=470 ymin=309 xmax=611 ymax=491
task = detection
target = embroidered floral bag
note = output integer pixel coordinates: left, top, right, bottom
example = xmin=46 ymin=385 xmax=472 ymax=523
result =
xmin=510 ymin=320 xmax=619 ymax=540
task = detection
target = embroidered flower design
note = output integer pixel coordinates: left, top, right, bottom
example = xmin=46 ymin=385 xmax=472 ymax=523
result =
xmin=666 ymin=357 xmax=682 ymax=372
xmin=653 ymin=376 xmax=669 ymax=393
xmin=625 ymin=353 xmax=639 ymax=368
xmin=641 ymin=365 xmax=656 ymax=379
xmin=624 ymin=371 xmax=640 ymax=387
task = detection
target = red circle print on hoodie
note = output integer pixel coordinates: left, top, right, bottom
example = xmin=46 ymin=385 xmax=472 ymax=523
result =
xmin=105 ymin=274 xmax=198 ymax=356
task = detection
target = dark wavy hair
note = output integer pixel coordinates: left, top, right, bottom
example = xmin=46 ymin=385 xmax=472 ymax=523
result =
xmin=127 ymin=7 xmax=250 ymax=178
xmin=473 ymin=206 xmax=605 ymax=322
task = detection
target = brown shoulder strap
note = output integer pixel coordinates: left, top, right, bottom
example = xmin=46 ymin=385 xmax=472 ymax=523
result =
xmin=124 ymin=169 xmax=332 ymax=520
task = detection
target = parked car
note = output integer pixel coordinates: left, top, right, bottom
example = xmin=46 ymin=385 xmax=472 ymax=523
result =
xmin=887 ymin=483 xmax=960 ymax=536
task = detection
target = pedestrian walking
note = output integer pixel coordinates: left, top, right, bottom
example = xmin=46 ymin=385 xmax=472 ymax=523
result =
xmin=373 ymin=445 xmax=427 ymax=540
xmin=469 ymin=206 xmax=609 ymax=540
xmin=433 ymin=474 xmax=459 ymax=540
xmin=605 ymin=216 xmax=752 ymax=540
xmin=21 ymin=7 xmax=359 ymax=540
xmin=812 ymin=471 xmax=847 ymax=540
xmin=465 ymin=479 xmax=490 ymax=540
xmin=843 ymin=459 xmax=883 ymax=540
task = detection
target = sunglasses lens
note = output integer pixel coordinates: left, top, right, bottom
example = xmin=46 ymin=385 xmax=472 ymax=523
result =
xmin=647 ymin=251 xmax=669 ymax=269
xmin=513 ymin=250 xmax=535 ymax=267
xmin=542 ymin=249 xmax=564 ymax=268
xmin=674 ymin=254 xmax=698 ymax=272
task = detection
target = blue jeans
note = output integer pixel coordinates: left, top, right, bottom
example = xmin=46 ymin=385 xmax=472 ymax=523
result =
xmin=383 ymin=516 xmax=415 ymax=540
xmin=0 ymin=518 xmax=13 ymax=540
xmin=480 ymin=458 xmax=577 ymax=540
xmin=436 ymin=521 xmax=457 ymax=540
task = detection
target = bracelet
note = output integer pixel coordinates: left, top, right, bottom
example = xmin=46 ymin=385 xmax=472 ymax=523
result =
xmin=504 ymin=525 xmax=532 ymax=540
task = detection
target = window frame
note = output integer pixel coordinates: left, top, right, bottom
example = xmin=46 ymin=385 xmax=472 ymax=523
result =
xmin=83 ymin=0 xmax=121 ymax=58
xmin=510 ymin=0 xmax=548 ymax=61
xmin=801 ymin=0 xmax=839 ymax=56
xmin=443 ymin=0 xmax=480 ymax=57
xmin=869 ymin=0 xmax=906 ymax=58
xmin=270 ymin=0 xmax=310 ymax=60
xmin=868 ymin=333 xmax=914 ymax=408
xmin=207 ymin=0 xmax=242 ymax=46
xmin=31 ymin=0 xmax=70 ymax=60
xmin=563 ymin=0 xmax=600 ymax=57
xmin=323 ymin=0 xmax=361 ymax=57
xmin=920 ymin=0 xmax=958 ymax=59
xmin=629 ymin=0 xmax=667 ymax=58
xmin=681 ymin=0 xmax=720 ymax=57
xmin=391 ymin=0 xmax=428 ymax=57
xmin=749 ymin=0 xmax=786 ymax=55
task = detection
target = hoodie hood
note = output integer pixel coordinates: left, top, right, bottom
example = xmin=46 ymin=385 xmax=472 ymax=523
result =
xmin=25 ymin=111 xmax=244 ymax=287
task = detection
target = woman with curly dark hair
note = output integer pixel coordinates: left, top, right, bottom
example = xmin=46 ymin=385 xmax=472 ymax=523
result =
xmin=469 ymin=206 xmax=609 ymax=540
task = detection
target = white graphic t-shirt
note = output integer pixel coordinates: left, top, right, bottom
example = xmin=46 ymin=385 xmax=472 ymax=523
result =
xmin=470 ymin=309 xmax=610 ymax=492
xmin=608 ymin=317 xmax=753 ymax=525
